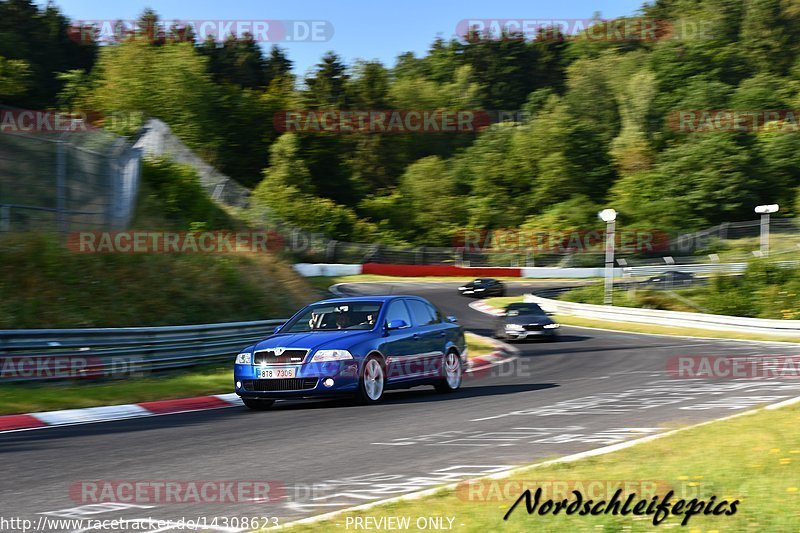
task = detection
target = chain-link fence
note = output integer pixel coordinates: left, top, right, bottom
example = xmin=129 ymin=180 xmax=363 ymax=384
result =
xmin=0 ymin=110 xmax=142 ymax=233
xmin=131 ymin=118 xmax=800 ymax=268
xmin=134 ymin=119 xmax=250 ymax=208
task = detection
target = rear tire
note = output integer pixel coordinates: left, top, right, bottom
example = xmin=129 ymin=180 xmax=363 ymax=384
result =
xmin=435 ymin=351 xmax=462 ymax=393
xmin=242 ymin=398 xmax=275 ymax=410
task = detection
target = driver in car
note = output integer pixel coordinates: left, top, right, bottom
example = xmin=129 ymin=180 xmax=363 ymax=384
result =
xmin=335 ymin=311 xmax=350 ymax=329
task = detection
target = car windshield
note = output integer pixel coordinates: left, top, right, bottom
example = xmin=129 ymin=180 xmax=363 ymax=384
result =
xmin=506 ymin=303 xmax=546 ymax=316
xmin=283 ymin=302 xmax=383 ymax=332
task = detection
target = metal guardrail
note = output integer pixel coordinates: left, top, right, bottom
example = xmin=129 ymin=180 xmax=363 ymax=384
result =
xmin=525 ymin=294 xmax=800 ymax=337
xmin=0 ymin=319 xmax=285 ymax=382
xmin=623 ymin=261 xmax=799 ymax=277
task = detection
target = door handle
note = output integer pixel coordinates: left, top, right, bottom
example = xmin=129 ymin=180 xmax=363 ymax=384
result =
xmin=439 ymin=331 xmax=447 ymax=337
xmin=412 ymin=333 xmax=420 ymax=340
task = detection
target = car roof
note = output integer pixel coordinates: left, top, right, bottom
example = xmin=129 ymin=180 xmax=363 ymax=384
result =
xmin=315 ymin=295 xmax=423 ymax=304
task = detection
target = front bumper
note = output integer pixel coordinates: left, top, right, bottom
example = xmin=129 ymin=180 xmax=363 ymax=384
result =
xmin=458 ymin=289 xmax=486 ymax=297
xmin=505 ymin=328 xmax=558 ymax=339
xmin=234 ymin=360 xmax=360 ymax=399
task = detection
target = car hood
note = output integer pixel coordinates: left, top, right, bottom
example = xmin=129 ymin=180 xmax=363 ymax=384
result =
xmin=253 ymin=330 xmax=375 ymax=352
xmin=504 ymin=315 xmax=553 ymax=326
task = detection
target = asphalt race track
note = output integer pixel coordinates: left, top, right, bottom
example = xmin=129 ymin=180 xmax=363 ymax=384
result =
xmin=2 ymin=281 xmax=799 ymax=531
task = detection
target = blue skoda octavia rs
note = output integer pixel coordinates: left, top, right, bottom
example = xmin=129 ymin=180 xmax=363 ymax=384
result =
xmin=234 ymin=295 xmax=467 ymax=409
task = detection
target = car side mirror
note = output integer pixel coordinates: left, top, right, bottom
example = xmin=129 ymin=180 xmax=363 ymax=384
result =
xmin=386 ymin=319 xmax=409 ymax=330
xmin=446 ymin=315 xmax=458 ymax=323
xmin=273 ymin=325 xmax=283 ymax=334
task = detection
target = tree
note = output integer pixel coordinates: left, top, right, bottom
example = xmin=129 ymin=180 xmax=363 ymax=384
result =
xmin=199 ymin=33 xmax=266 ymax=89
xmin=0 ymin=56 xmax=30 ymax=98
xmin=347 ymin=60 xmax=389 ymax=108
xmin=264 ymin=45 xmax=293 ymax=85
xmin=0 ymin=0 xmax=97 ymax=107
xmin=398 ymin=156 xmax=465 ymax=244
xmin=304 ymin=51 xmax=349 ymax=108
xmin=611 ymin=134 xmax=759 ymax=230
xmin=252 ymin=134 xmax=374 ymax=240
xmin=91 ymin=39 xmax=222 ymax=157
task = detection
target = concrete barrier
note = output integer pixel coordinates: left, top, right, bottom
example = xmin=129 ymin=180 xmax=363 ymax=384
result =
xmin=292 ymin=263 xmax=363 ymax=277
xmin=525 ymin=294 xmax=800 ymax=337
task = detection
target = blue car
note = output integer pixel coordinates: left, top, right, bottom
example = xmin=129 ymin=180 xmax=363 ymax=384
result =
xmin=234 ymin=295 xmax=466 ymax=409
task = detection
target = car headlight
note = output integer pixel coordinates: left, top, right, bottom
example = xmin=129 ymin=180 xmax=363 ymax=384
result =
xmin=543 ymin=323 xmax=560 ymax=329
xmin=311 ymin=349 xmax=354 ymax=362
xmin=235 ymin=352 xmax=252 ymax=364
xmin=505 ymin=324 xmax=524 ymax=331
xmin=458 ymin=286 xmax=467 ymax=289
xmin=475 ymin=288 xmax=485 ymax=291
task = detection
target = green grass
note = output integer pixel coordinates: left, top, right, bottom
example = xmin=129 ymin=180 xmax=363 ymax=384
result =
xmin=0 ymin=335 xmax=498 ymax=415
xmin=0 ymin=364 xmax=234 ymax=415
xmin=483 ymin=296 xmax=527 ymax=309
xmin=481 ymin=296 xmax=800 ymax=343
xmin=0 ymin=233 xmax=316 ymax=328
xmin=278 ymin=402 xmax=800 ymax=532
xmin=464 ymin=332 xmax=500 ymax=358
xmin=708 ymin=234 xmax=800 ymax=262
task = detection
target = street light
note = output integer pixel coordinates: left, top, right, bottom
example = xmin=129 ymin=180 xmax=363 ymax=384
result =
xmin=598 ymin=208 xmax=617 ymax=305
xmin=754 ymin=204 xmax=779 ymax=257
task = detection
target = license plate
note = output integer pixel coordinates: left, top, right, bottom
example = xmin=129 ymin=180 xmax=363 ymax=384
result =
xmin=257 ymin=367 xmax=296 ymax=379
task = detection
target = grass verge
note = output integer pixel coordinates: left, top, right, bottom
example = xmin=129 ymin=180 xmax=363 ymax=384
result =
xmin=277 ymin=402 xmax=800 ymax=532
xmin=0 ymin=335 xmax=498 ymax=415
xmin=482 ymin=296 xmax=800 ymax=343
xmin=0 ymin=233 xmax=315 ymax=328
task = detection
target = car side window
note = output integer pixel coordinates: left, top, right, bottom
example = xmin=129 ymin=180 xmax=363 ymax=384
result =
xmin=385 ymin=300 xmax=412 ymax=327
xmin=427 ymin=303 xmax=443 ymax=323
xmin=406 ymin=299 xmax=438 ymax=326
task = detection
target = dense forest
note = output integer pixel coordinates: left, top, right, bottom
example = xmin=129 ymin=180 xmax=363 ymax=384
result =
xmin=2 ymin=0 xmax=800 ymax=245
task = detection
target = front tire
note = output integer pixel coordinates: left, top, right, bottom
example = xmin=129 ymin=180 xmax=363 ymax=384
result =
xmin=435 ymin=351 xmax=462 ymax=393
xmin=242 ymin=398 xmax=275 ymax=410
xmin=357 ymin=356 xmax=386 ymax=404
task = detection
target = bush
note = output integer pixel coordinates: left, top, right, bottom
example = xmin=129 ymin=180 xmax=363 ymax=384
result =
xmin=134 ymin=157 xmax=236 ymax=230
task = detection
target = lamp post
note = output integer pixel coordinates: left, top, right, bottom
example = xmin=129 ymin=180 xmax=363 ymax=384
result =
xmin=754 ymin=204 xmax=779 ymax=257
xmin=598 ymin=208 xmax=617 ymax=305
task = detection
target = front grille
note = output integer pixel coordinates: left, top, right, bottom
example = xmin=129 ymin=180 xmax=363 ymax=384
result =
xmin=523 ymin=324 xmax=544 ymax=331
xmin=253 ymin=349 xmax=308 ymax=365
xmin=242 ymin=378 xmax=318 ymax=392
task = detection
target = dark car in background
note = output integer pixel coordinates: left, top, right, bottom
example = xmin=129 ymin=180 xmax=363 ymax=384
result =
xmin=458 ymin=278 xmax=506 ymax=297
xmin=494 ymin=302 xmax=559 ymax=341
xmin=645 ymin=271 xmax=694 ymax=287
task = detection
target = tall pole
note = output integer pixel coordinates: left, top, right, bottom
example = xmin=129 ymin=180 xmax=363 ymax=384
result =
xmin=604 ymin=219 xmax=615 ymax=305
xmin=755 ymin=204 xmax=779 ymax=257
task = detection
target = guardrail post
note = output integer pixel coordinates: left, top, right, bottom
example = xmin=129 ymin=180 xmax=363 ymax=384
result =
xmin=0 ymin=204 xmax=9 ymax=232
xmin=56 ymin=136 xmax=68 ymax=236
